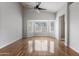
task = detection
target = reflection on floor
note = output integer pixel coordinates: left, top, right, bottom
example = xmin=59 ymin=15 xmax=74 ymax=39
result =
xmin=26 ymin=36 xmax=54 ymax=56
xmin=0 ymin=36 xmax=79 ymax=56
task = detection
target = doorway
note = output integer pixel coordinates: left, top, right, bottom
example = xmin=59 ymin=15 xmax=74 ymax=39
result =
xmin=59 ymin=15 xmax=65 ymax=47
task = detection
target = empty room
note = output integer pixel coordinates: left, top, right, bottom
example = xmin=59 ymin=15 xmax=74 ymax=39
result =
xmin=0 ymin=2 xmax=79 ymax=56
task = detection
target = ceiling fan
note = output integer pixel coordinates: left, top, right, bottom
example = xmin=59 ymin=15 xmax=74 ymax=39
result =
xmin=34 ymin=2 xmax=46 ymax=10
xmin=26 ymin=2 xmax=46 ymax=13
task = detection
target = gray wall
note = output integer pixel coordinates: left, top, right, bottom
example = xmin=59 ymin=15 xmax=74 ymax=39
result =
xmin=56 ymin=2 xmax=79 ymax=53
xmin=55 ymin=3 xmax=68 ymax=45
xmin=23 ymin=8 xmax=56 ymax=37
xmin=0 ymin=2 xmax=23 ymax=48
xmin=55 ymin=4 xmax=65 ymax=39
xmin=69 ymin=2 xmax=79 ymax=53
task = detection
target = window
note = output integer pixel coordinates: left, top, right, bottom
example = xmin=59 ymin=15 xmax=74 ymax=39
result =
xmin=51 ymin=22 xmax=54 ymax=31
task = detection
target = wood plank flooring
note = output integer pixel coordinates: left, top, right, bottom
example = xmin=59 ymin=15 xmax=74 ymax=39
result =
xmin=0 ymin=36 xmax=79 ymax=56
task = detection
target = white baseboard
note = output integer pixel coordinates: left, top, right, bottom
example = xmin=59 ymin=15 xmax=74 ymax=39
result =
xmin=0 ymin=38 xmax=22 ymax=49
xmin=70 ymin=46 xmax=79 ymax=53
xmin=64 ymin=42 xmax=79 ymax=53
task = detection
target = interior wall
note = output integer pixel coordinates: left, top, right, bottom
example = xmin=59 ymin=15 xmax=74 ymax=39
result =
xmin=23 ymin=8 xmax=56 ymax=37
xmin=55 ymin=6 xmax=65 ymax=40
xmin=56 ymin=2 xmax=79 ymax=53
xmin=0 ymin=2 xmax=23 ymax=48
xmin=55 ymin=3 xmax=69 ymax=46
xmin=69 ymin=2 xmax=79 ymax=53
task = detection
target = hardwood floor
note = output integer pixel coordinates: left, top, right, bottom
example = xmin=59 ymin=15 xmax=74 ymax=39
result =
xmin=0 ymin=36 xmax=79 ymax=56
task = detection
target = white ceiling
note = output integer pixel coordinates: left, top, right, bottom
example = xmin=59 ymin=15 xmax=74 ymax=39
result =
xmin=21 ymin=2 xmax=66 ymax=13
